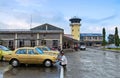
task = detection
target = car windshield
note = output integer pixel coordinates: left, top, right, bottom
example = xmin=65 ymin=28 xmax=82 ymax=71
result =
xmin=35 ymin=48 xmax=44 ymax=54
xmin=42 ymin=47 xmax=51 ymax=51
xmin=46 ymin=47 xmax=51 ymax=51
xmin=0 ymin=45 xmax=10 ymax=51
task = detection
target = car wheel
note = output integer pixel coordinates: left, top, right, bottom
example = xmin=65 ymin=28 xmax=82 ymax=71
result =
xmin=11 ymin=59 xmax=19 ymax=67
xmin=43 ymin=60 xmax=52 ymax=67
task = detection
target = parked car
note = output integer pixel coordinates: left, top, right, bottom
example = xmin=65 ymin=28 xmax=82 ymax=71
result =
xmin=106 ymin=44 xmax=118 ymax=49
xmin=35 ymin=46 xmax=59 ymax=57
xmin=4 ymin=47 xmax=58 ymax=67
xmin=0 ymin=45 xmax=12 ymax=61
xmin=80 ymin=45 xmax=86 ymax=50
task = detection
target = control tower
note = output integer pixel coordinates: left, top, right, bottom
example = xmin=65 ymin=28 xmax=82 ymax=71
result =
xmin=69 ymin=16 xmax=81 ymax=41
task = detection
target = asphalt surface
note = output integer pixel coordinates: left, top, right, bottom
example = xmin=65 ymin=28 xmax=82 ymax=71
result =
xmin=0 ymin=63 xmax=60 ymax=78
xmin=64 ymin=48 xmax=120 ymax=78
xmin=1 ymin=48 xmax=120 ymax=78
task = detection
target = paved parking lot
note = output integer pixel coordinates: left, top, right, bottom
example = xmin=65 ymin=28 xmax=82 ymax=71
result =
xmin=64 ymin=48 xmax=120 ymax=78
xmin=1 ymin=48 xmax=120 ymax=78
xmin=0 ymin=62 xmax=60 ymax=78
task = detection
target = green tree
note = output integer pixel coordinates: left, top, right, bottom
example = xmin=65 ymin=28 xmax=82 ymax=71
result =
xmin=114 ymin=27 xmax=119 ymax=47
xmin=108 ymin=34 xmax=114 ymax=44
xmin=102 ymin=28 xmax=106 ymax=47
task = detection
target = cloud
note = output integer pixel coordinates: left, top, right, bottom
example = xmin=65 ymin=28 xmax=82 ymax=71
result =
xmin=81 ymin=23 xmax=120 ymax=37
xmin=30 ymin=11 xmax=66 ymax=24
xmin=101 ymin=14 xmax=117 ymax=21
xmin=15 ymin=0 xmax=48 ymax=7
xmin=0 ymin=8 xmax=67 ymax=30
xmin=83 ymin=14 xmax=118 ymax=24
xmin=0 ymin=11 xmax=30 ymax=29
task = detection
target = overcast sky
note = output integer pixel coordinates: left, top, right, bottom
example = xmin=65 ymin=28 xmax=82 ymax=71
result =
xmin=0 ymin=0 xmax=120 ymax=36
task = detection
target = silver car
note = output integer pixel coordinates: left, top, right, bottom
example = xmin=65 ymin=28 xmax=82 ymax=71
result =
xmin=80 ymin=45 xmax=86 ymax=50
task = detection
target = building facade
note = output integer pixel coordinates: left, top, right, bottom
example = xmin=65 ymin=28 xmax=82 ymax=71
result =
xmin=0 ymin=23 xmax=64 ymax=50
xmin=80 ymin=33 xmax=103 ymax=46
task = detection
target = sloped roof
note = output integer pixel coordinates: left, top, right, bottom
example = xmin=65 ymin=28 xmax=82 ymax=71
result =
xmin=31 ymin=23 xmax=64 ymax=31
xmin=80 ymin=33 xmax=102 ymax=37
xmin=0 ymin=23 xmax=64 ymax=33
xmin=64 ymin=34 xmax=79 ymax=42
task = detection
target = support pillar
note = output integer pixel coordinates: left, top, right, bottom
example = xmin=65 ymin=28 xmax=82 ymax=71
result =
xmin=37 ymin=33 xmax=39 ymax=46
xmin=15 ymin=33 xmax=18 ymax=49
xmin=60 ymin=33 xmax=63 ymax=50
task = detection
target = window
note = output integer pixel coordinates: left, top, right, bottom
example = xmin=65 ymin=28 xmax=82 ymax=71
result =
xmin=41 ymin=47 xmax=50 ymax=51
xmin=19 ymin=40 xmax=24 ymax=47
xmin=41 ymin=40 xmax=46 ymax=45
xmin=9 ymin=40 xmax=14 ymax=49
xmin=16 ymin=49 xmax=27 ymax=54
xmin=28 ymin=49 xmax=34 ymax=54
xmin=88 ymin=37 xmax=91 ymax=40
xmin=53 ymin=40 xmax=58 ymax=48
xmin=0 ymin=45 xmax=10 ymax=51
xmin=31 ymin=40 xmax=35 ymax=47
xmin=35 ymin=48 xmax=43 ymax=54
xmin=41 ymin=47 xmax=48 ymax=51
xmin=93 ymin=37 xmax=97 ymax=40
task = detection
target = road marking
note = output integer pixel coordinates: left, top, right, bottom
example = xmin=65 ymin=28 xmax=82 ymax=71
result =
xmin=60 ymin=66 xmax=64 ymax=78
xmin=0 ymin=65 xmax=12 ymax=78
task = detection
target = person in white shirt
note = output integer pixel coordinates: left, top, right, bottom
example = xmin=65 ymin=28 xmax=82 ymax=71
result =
xmin=59 ymin=52 xmax=67 ymax=67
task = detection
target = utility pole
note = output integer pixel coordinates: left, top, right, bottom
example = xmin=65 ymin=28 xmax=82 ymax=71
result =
xmin=30 ymin=15 xmax=32 ymax=29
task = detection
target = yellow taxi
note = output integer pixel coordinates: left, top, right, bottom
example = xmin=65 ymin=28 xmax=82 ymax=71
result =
xmin=35 ymin=46 xmax=59 ymax=57
xmin=4 ymin=47 xmax=58 ymax=67
xmin=0 ymin=45 xmax=12 ymax=61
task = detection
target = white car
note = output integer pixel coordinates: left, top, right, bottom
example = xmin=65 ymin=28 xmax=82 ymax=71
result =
xmin=80 ymin=45 xmax=86 ymax=50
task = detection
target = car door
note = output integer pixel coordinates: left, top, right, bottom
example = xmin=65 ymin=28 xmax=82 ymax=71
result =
xmin=28 ymin=49 xmax=41 ymax=64
xmin=34 ymin=48 xmax=45 ymax=63
xmin=15 ymin=49 xmax=28 ymax=63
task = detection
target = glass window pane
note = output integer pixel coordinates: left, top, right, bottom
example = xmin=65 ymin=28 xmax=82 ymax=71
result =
xmin=35 ymin=48 xmax=43 ymax=54
xmin=16 ymin=49 xmax=27 ymax=54
xmin=28 ymin=49 xmax=34 ymax=54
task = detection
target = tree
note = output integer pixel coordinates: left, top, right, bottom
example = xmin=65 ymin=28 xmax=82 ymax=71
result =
xmin=102 ymin=28 xmax=106 ymax=46
xmin=114 ymin=27 xmax=119 ymax=47
xmin=108 ymin=34 xmax=114 ymax=44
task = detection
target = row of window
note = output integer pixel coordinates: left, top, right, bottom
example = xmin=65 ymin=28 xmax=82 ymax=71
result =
xmin=72 ymin=29 xmax=79 ymax=31
xmin=16 ymin=48 xmax=43 ymax=55
xmin=8 ymin=40 xmax=58 ymax=49
xmin=82 ymin=37 xmax=102 ymax=40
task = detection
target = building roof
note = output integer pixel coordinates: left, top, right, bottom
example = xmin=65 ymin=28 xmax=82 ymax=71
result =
xmin=64 ymin=34 xmax=73 ymax=39
xmin=31 ymin=23 xmax=64 ymax=31
xmin=69 ymin=16 xmax=81 ymax=23
xmin=0 ymin=23 xmax=64 ymax=33
xmin=80 ymin=33 xmax=102 ymax=37
xmin=64 ymin=34 xmax=79 ymax=42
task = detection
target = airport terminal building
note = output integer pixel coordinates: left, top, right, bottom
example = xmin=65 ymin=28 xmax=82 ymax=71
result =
xmin=80 ymin=33 xmax=103 ymax=46
xmin=0 ymin=17 xmax=103 ymax=50
xmin=0 ymin=23 xmax=64 ymax=50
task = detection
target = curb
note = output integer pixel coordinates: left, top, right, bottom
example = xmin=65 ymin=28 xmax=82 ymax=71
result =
xmin=60 ymin=66 xmax=64 ymax=78
xmin=0 ymin=65 xmax=12 ymax=78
